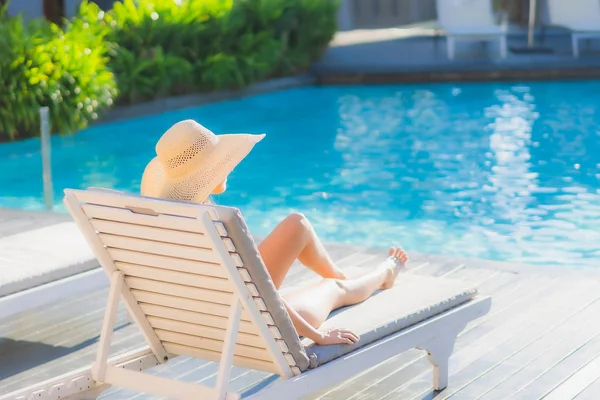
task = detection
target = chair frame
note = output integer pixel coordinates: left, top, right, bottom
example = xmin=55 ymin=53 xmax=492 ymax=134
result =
xmin=446 ymin=34 xmax=507 ymax=60
xmin=436 ymin=0 xmax=508 ymax=60
xmin=1 ymin=189 xmax=492 ymax=400
xmin=62 ymin=190 xmax=294 ymax=400
xmin=570 ymin=32 xmax=600 ymax=58
xmin=545 ymin=0 xmax=600 ymax=58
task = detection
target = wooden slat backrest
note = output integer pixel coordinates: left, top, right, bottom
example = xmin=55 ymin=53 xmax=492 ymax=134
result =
xmin=64 ymin=189 xmax=294 ymax=377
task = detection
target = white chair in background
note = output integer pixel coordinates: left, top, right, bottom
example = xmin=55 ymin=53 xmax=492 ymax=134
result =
xmin=547 ymin=0 xmax=600 ymax=57
xmin=436 ymin=0 xmax=508 ymax=59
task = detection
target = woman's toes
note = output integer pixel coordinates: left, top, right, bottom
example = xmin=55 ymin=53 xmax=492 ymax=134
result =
xmin=389 ymin=247 xmax=408 ymax=268
xmin=400 ymin=254 xmax=408 ymax=266
xmin=382 ymin=247 xmax=408 ymax=290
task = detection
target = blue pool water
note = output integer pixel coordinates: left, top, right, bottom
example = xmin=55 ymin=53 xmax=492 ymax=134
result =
xmin=1 ymin=82 xmax=599 ymax=267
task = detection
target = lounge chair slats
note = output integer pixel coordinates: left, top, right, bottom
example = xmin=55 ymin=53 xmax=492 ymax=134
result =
xmin=111 ymin=250 xmax=229 ymax=278
xmin=69 ymin=191 xmax=296 ymax=378
xmin=139 ymin=303 xmax=261 ymax=335
xmin=115 ymin=261 xmax=233 ymax=291
xmin=125 ymin=276 xmax=236 ymax=305
xmin=76 ymin=188 xmax=210 ymax=218
xmin=156 ymin=330 xmax=273 ymax=361
xmin=147 ymin=316 xmax=265 ymax=348
xmin=90 ymin=218 xmax=215 ymax=247
xmin=164 ymin=343 xmax=280 ymax=374
xmin=1 ymin=188 xmax=487 ymax=400
xmin=82 ymin=203 xmax=206 ymax=233
xmin=100 ymin=232 xmax=222 ymax=264
xmin=130 ymin=290 xmax=254 ymax=321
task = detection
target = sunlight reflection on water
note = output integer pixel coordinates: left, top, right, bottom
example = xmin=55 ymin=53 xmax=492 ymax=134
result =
xmin=1 ymin=82 xmax=599 ymax=267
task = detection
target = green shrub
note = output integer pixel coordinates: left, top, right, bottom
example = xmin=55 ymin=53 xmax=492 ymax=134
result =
xmin=90 ymin=0 xmax=339 ymax=104
xmin=0 ymin=3 xmax=117 ymax=141
xmin=0 ymin=0 xmax=338 ymax=141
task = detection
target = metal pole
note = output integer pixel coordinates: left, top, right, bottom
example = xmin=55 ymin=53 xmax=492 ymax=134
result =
xmin=527 ymin=0 xmax=537 ymax=48
xmin=40 ymin=107 xmax=54 ymax=211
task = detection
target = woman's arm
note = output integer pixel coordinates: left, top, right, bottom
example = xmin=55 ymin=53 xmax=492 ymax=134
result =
xmin=281 ymin=298 xmax=324 ymax=343
xmin=281 ymin=298 xmax=359 ymax=345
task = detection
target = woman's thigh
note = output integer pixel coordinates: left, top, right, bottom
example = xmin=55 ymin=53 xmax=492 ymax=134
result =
xmin=281 ymin=279 xmax=344 ymax=329
xmin=258 ymin=213 xmax=307 ymax=288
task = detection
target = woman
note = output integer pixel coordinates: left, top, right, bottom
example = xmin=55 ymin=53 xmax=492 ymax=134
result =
xmin=141 ymin=120 xmax=409 ymax=347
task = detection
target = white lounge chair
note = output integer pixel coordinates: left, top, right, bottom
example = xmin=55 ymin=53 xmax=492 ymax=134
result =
xmin=6 ymin=188 xmax=491 ymax=400
xmin=547 ymin=0 xmax=600 ymax=57
xmin=436 ymin=0 xmax=508 ymax=59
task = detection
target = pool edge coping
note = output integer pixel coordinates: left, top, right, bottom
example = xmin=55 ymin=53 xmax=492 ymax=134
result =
xmin=314 ymin=67 xmax=600 ymax=85
xmin=98 ymin=73 xmax=317 ymax=125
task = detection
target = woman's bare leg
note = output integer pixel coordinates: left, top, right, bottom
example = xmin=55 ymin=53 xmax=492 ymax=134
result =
xmin=284 ymin=248 xmax=409 ymax=328
xmin=258 ymin=212 xmax=346 ymax=288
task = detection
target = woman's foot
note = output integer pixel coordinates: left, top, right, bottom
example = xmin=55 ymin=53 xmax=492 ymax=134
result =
xmin=380 ymin=247 xmax=409 ymax=290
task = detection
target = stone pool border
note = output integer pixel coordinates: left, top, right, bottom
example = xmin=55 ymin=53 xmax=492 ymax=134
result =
xmin=96 ymin=65 xmax=600 ymax=125
xmin=101 ymin=73 xmax=316 ymax=124
xmin=314 ymin=67 xmax=600 ymax=85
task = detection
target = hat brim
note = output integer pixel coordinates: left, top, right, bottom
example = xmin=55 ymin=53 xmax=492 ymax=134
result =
xmin=141 ymin=133 xmax=265 ymax=203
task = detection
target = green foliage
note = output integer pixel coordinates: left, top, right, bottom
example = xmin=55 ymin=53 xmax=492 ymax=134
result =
xmin=0 ymin=0 xmax=338 ymax=140
xmin=0 ymin=2 xmax=117 ymax=141
xmin=96 ymin=0 xmax=339 ymax=104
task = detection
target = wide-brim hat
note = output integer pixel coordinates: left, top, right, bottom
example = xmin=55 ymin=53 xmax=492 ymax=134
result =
xmin=141 ymin=119 xmax=265 ymax=203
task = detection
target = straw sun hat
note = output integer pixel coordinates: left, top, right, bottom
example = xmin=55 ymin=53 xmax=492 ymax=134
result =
xmin=141 ymin=119 xmax=265 ymax=203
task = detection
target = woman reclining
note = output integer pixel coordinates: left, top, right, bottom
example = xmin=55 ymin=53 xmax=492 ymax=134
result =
xmin=141 ymin=120 xmax=409 ymax=346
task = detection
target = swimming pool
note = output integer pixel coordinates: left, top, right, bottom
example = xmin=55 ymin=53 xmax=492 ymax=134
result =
xmin=1 ymin=82 xmax=599 ymax=267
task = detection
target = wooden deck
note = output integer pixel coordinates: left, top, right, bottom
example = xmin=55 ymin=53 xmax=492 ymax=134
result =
xmin=1 ymin=235 xmax=600 ymax=399
xmin=0 ymin=207 xmax=70 ymax=239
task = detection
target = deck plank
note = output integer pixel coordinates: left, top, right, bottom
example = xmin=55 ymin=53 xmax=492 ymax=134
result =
xmin=315 ymin=268 xmax=529 ymax=400
xmin=508 ymin=329 xmax=600 ymax=399
xmin=407 ymin=260 xmax=465 ymax=278
xmin=544 ymin=353 xmax=600 ymax=400
xmin=446 ymin=289 xmax=600 ymax=399
xmin=0 ymin=208 xmax=70 ymax=238
xmin=393 ymin=279 xmax=600 ymax=400
xmin=573 ymin=374 xmax=600 ymax=400
xmin=0 ymin=300 xmax=120 ymax=351
xmin=99 ymin=357 xmax=198 ymax=399
xmin=347 ymin=277 xmax=573 ymax=399
xmin=0 ymin=287 xmax=109 ymax=337
xmin=0 ymin=324 xmax=142 ymax=394
xmin=0 ymin=304 xmax=130 ymax=382
xmin=2 ymin=237 xmax=600 ymax=400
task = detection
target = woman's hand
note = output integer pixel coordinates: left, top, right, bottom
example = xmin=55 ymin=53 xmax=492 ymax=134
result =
xmin=280 ymin=298 xmax=359 ymax=346
xmin=315 ymin=328 xmax=360 ymax=345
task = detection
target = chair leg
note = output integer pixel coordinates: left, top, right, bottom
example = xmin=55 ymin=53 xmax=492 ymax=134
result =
xmin=92 ymin=271 xmax=124 ymax=383
xmin=215 ymin=300 xmax=242 ymax=400
xmin=540 ymin=25 xmax=546 ymax=45
xmin=447 ymin=37 xmax=455 ymax=60
xmin=417 ymin=334 xmax=458 ymax=390
xmin=572 ymin=35 xmax=580 ymax=58
xmin=499 ymin=36 xmax=507 ymax=59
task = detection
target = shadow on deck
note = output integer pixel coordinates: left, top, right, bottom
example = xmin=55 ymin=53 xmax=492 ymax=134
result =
xmin=1 ymin=245 xmax=600 ymax=399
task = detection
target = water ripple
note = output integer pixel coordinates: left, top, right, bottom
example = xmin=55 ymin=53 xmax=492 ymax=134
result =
xmin=1 ymin=82 xmax=599 ymax=267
